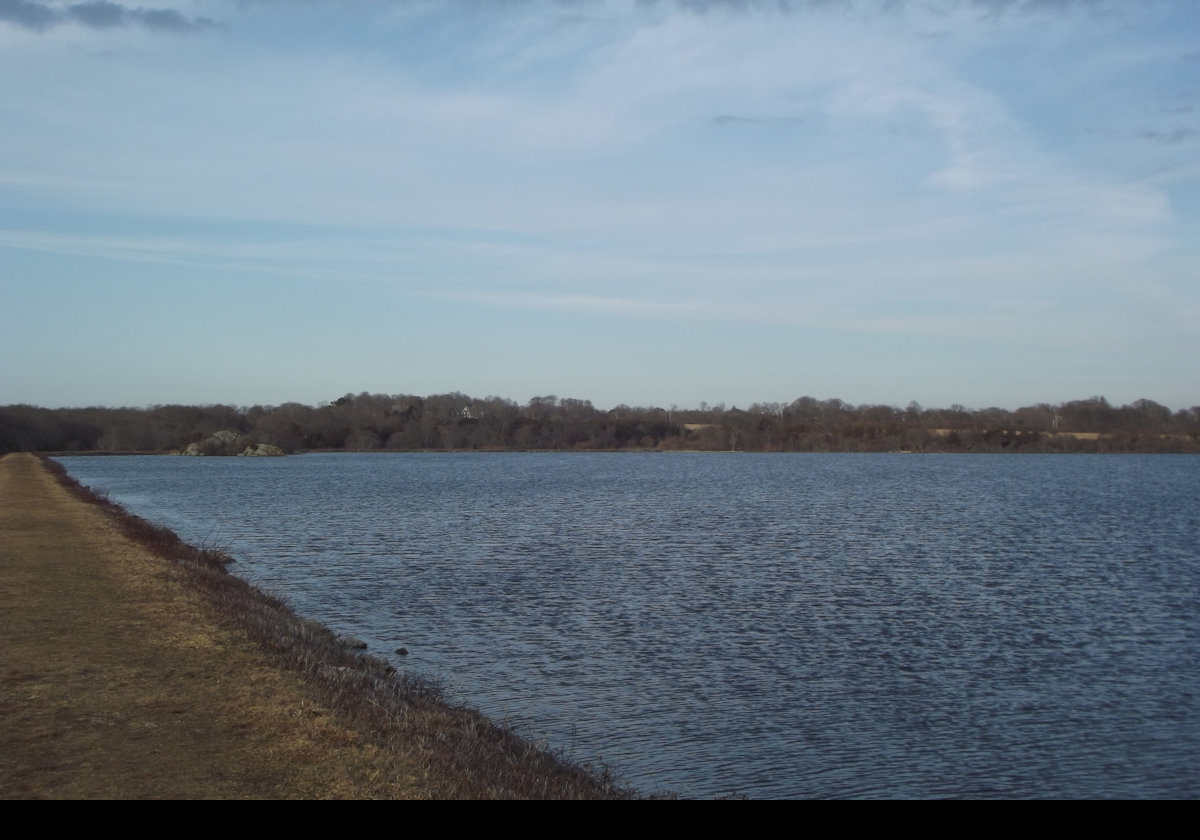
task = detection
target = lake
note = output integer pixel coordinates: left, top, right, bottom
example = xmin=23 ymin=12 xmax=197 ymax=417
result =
xmin=54 ymin=452 xmax=1199 ymax=798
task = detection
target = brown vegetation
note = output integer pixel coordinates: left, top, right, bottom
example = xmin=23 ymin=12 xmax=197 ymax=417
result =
xmin=2 ymin=392 xmax=1198 ymax=455
xmin=0 ymin=453 xmax=634 ymax=799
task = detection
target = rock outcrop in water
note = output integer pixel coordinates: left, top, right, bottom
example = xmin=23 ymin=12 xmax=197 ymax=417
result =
xmin=238 ymin=443 xmax=285 ymax=457
xmin=182 ymin=431 xmax=284 ymax=456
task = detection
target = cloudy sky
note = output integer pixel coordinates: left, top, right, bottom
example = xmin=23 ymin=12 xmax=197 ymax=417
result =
xmin=2 ymin=0 xmax=1197 ymax=411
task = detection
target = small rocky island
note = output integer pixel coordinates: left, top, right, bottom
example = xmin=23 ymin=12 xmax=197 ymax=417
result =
xmin=182 ymin=430 xmax=285 ymax=457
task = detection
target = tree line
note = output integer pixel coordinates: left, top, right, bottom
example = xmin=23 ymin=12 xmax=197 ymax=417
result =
xmin=2 ymin=392 xmax=1198 ymax=455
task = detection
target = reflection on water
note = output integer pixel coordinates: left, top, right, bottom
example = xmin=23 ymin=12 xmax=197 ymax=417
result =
xmin=57 ymin=453 xmax=1200 ymax=798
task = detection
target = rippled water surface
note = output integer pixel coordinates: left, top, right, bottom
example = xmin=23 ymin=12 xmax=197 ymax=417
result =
xmin=56 ymin=453 xmax=1199 ymax=798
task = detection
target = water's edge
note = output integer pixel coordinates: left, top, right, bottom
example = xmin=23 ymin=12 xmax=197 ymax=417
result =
xmin=53 ymin=452 xmax=1200 ymax=799
xmin=42 ymin=454 xmax=643 ymax=799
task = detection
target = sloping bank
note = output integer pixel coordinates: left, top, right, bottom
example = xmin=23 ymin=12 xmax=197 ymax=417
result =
xmin=0 ymin=453 xmax=633 ymax=799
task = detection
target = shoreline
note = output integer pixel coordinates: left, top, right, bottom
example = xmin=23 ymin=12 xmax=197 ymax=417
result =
xmin=46 ymin=447 xmax=1200 ymax=460
xmin=0 ymin=453 xmax=635 ymax=799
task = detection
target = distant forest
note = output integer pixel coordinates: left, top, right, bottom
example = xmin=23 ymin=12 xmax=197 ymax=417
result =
xmin=3 ymin=392 xmax=1198 ymax=455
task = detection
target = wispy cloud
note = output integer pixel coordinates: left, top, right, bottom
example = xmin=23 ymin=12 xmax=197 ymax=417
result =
xmin=0 ymin=0 xmax=56 ymax=30
xmin=1140 ymin=127 xmax=1197 ymax=144
xmin=0 ymin=0 xmax=223 ymax=33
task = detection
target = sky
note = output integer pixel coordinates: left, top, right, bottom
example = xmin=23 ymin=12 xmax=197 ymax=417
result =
xmin=2 ymin=0 xmax=1197 ymax=412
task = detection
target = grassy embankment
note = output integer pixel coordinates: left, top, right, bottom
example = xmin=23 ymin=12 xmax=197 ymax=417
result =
xmin=0 ymin=452 xmax=636 ymax=799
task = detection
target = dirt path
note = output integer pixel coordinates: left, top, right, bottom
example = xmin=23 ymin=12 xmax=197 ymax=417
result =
xmin=0 ymin=452 xmax=434 ymax=799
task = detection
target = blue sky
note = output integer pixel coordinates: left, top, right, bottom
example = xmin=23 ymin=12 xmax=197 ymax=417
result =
xmin=2 ymin=0 xmax=1197 ymax=411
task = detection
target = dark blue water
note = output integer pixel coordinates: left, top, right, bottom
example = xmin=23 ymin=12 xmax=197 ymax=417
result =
xmin=56 ymin=453 xmax=1199 ymax=798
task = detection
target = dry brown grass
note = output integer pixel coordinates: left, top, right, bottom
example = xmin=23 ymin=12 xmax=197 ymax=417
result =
xmin=1 ymin=453 xmax=636 ymax=799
